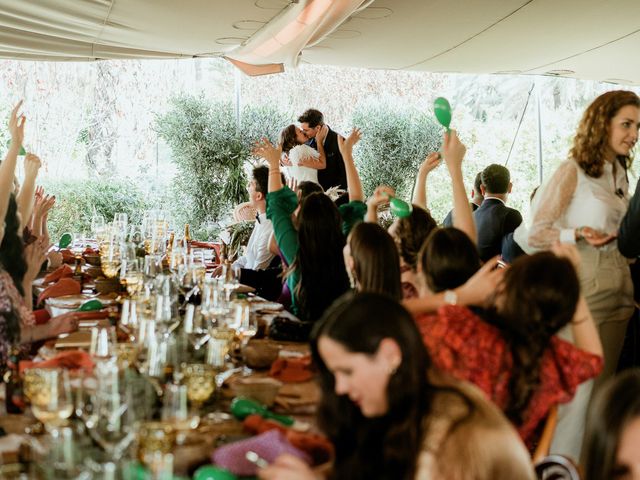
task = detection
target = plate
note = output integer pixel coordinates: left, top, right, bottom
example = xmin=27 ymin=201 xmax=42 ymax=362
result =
xmin=46 ymin=294 xmax=116 ymax=309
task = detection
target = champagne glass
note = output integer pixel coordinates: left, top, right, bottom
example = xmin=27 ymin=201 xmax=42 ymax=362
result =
xmin=91 ymin=214 xmax=106 ymax=239
xmin=138 ymin=422 xmax=175 ymax=477
xmin=90 ymin=326 xmax=117 ymax=362
xmin=124 ymin=259 xmax=144 ymax=298
xmin=70 ymin=232 xmax=85 ymax=275
xmin=182 ymin=364 xmax=215 ymax=411
xmin=23 ymin=368 xmax=73 ymax=431
xmin=222 ymin=263 xmax=239 ymax=302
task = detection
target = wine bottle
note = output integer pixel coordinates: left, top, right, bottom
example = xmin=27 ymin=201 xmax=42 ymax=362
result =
xmin=4 ymin=346 xmax=24 ymax=414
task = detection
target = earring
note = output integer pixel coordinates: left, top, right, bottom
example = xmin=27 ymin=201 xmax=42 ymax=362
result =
xmin=348 ymin=269 xmax=356 ymax=289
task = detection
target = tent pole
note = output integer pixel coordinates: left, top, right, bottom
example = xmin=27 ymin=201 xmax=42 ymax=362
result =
xmin=234 ymin=68 xmax=242 ymax=130
xmin=536 ymin=77 xmax=543 ymax=185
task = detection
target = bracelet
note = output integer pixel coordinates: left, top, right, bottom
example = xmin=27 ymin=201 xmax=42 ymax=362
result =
xmin=443 ymin=289 xmax=458 ymax=305
xmin=269 ymin=170 xmax=281 ymax=176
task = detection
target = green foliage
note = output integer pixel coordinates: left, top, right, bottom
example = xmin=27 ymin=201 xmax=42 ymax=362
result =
xmin=349 ymin=101 xmax=441 ymax=201
xmin=154 ymin=95 xmax=290 ymax=231
xmin=41 ymin=178 xmax=149 ymax=240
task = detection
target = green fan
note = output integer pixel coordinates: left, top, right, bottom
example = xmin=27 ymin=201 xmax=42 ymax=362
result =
xmin=231 ymin=397 xmax=294 ymax=426
xmin=77 ymin=299 xmax=103 ymax=312
xmin=433 ymin=97 xmax=452 ymax=132
xmin=58 ymin=232 xmax=72 ymax=249
xmin=382 ymin=192 xmax=413 ymax=218
xmin=193 ymin=466 xmax=238 ymax=480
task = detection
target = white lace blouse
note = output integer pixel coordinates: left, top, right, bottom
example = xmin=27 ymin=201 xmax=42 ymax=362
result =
xmin=516 ymin=159 xmax=629 ymax=252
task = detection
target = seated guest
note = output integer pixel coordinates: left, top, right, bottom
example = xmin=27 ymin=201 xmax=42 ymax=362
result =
xmin=259 ymin=293 xmax=535 ymax=480
xmin=442 ymin=171 xmax=484 ymax=227
xmin=1 ymin=196 xmax=79 ymax=372
xmin=366 ymin=132 xmax=476 ymax=299
xmin=279 ymin=124 xmax=326 ymax=185
xmin=343 ymin=222 xmax=402 ymax=300
xmin=415 ymin=233 xmax=603 ymax=449
xmin=221 ymin=166 xmax=281 ymax=299
xmin=474 ymin=164 xmax=522 ymax=262
xmin=582 ymin=369 xmax=640 ymax=480
xmin=255 ymin=128 xmax=366 ymax=322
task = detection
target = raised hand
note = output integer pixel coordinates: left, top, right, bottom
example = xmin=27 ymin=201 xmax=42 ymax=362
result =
xmin=8 ymin=100 xmax=25 ymax=148
xmin=23 ymin=153 xmax=42 ymax=179
xmin=337 ymin=127 xmax=362 ymax=157
xmin=419 ymin=152 xmax=442 ymax=175
xmin=551 ymin=242 xmax=581 ymax=270
xmin=316 ymin=124 xmax=329 ymax=144
xmin=442 ymin=129 xmax=466 ymax=172
xmin=24 ymin=235 xmax=48 ymax=280
xmin=367 ymin=185 xmax=395 ymax=209
xmin=286 ymin=176 xmax=299 ymax=192
xmin=253 ymin=138 xmax=282 ymax=168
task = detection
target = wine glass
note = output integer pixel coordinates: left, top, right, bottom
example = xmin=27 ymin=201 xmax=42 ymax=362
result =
xmin=124 ymin=259 xmax=144 ymax=298
xmin=182 ymin=364 xmax=215 ymax=411
xmin=90 ymin=326 xmax=117 ymax=362
xmin=222 ymin=263 xmax=239 ymax=302
xmin=23 ymin=368 xmax=73 ymax=431
xmin=70 ymin=232 xmax=85 ymax=275
xmin=91 ymin=214 xmax=106 ymax=239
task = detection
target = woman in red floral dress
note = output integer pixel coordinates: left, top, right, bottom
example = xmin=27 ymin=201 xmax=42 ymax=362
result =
xmin=414 ymin=229 xmax=603 ymax=450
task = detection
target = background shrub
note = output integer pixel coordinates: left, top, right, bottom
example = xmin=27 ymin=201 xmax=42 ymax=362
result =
xmin=41 ymin=178 xmax=149 ymax=240
xmin=154 ymin=95 xmax=289 ymax=232
xmin=349 ymin=100 xmax=441 ymax=202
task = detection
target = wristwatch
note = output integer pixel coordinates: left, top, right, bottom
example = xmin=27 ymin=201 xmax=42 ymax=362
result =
xmin=443 ymin=289 xmax=458 ymax=305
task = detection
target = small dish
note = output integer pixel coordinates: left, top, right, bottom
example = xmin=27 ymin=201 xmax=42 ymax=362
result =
xmin=231 ymin=377 xmax=283 ymax=407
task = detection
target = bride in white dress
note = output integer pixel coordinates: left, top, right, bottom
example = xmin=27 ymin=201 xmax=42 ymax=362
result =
xmin=278 ymin=124 xmax=327 ymax=185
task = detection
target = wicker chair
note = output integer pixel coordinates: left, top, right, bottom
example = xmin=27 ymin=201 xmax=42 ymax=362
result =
xmin=233 ymin=202 xmax=257 ymax=223
xmin=534 ymin=455 xmax=581 ymax=480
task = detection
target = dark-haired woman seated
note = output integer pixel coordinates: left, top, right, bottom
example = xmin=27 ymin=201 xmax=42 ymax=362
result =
xmin=582 ymin=369 xmax=640 ymax=480
xmin=258 ymin=293 xmax=535 ymax=480
xmin=415 ymin=231 xmax=603 ymax=449
xmin=254 ymin=129 xmax=366 ymax=322
xmin=343 ymin=222 xmax=402 ymax=300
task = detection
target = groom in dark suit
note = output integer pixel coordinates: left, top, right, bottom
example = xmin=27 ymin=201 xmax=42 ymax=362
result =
xmin=473 ymin=164 xmax=522 ymax=262
xmin=298 ymin=109 xmax=346 ymax=193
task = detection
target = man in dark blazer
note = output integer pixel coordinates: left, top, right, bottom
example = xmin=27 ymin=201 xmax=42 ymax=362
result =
xmin=298 ymin=109 xmax=346 ymax=192
xmin=473 ymin=164 xmax=523 ymax=262
xmin=442 ymin=171 xmax=484 ymax=227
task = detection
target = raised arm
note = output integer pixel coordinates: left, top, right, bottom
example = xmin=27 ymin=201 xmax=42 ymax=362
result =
xmin=443 ymin=130 xmax=476 ymax=243
xmin=16 ymin=153 xmax=42 ymax=231
xmin=365 ymin=185 xmax=395 ymax=223
xmin=0 ymin=101 xmax=25 ymax=243
xmin=412 ymin=152 xmax=441 ymax=209
xmin=254 ymin=138 xmax=284 ymax=193
xmin=403 ymin=256 xmax=505 ymax=315
xmin=337 ymin=128 xmax=363 ymax=202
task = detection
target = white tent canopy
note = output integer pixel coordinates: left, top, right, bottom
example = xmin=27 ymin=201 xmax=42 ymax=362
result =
xmin=0 ymin=0 xmax=639 ymax=84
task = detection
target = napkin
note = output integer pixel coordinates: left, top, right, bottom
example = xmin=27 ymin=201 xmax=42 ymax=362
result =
xmin=19 ymin=350 xmax=94 ymax=375
xmin=269 ymin=355 xmax=314 ymax=383
xmin=37 ymin=278 xmax=82 ymax=306
xmin=212 ymin=430 xmax=310 ymax=476
xmin=59 ymin=249 xmax=76 ymax=264
xmin=242 ymin=415 xmax=333 ymax=466
xmin=33 ymin=309 xmax=50 ymax=325
xmin=43 ymin=264 xmax=74 ymax=284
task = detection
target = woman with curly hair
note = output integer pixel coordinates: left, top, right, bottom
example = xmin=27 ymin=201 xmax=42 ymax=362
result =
xmin=259 ymin=293 xmax=535 ymax=480
xmin=526 ymin=90 xmax=640 ymax=458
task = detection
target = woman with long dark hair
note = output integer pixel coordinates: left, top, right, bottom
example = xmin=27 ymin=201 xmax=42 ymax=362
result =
xmin=344 ymin=222 xmax=402 ymax=300
xmin=582 ymin=370 xmax=640 ymax=480
xmin=255 ymin=128 xmax=366 ymax=322
xmin=259 ymin=293 xmax=534 ymax=479
xmin=415 ymin=237 xmax=603 ymax=449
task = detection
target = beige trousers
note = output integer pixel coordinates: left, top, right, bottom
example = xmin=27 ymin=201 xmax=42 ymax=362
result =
xmin=550 ymin=244 xmax=634 ymax=461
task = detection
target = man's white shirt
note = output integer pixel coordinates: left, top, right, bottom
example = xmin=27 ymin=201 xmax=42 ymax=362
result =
xmin=233 ymin=212 xmax=275 ymax=271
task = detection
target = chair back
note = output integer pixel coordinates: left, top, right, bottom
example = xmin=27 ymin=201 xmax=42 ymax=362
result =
xmin=534 ymin=455 xmax=581 ymax=480
xmin=233 ymin=202 xmax=257 ymax=222
xmin=532 ymin=404 xmax=558 ymax=463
